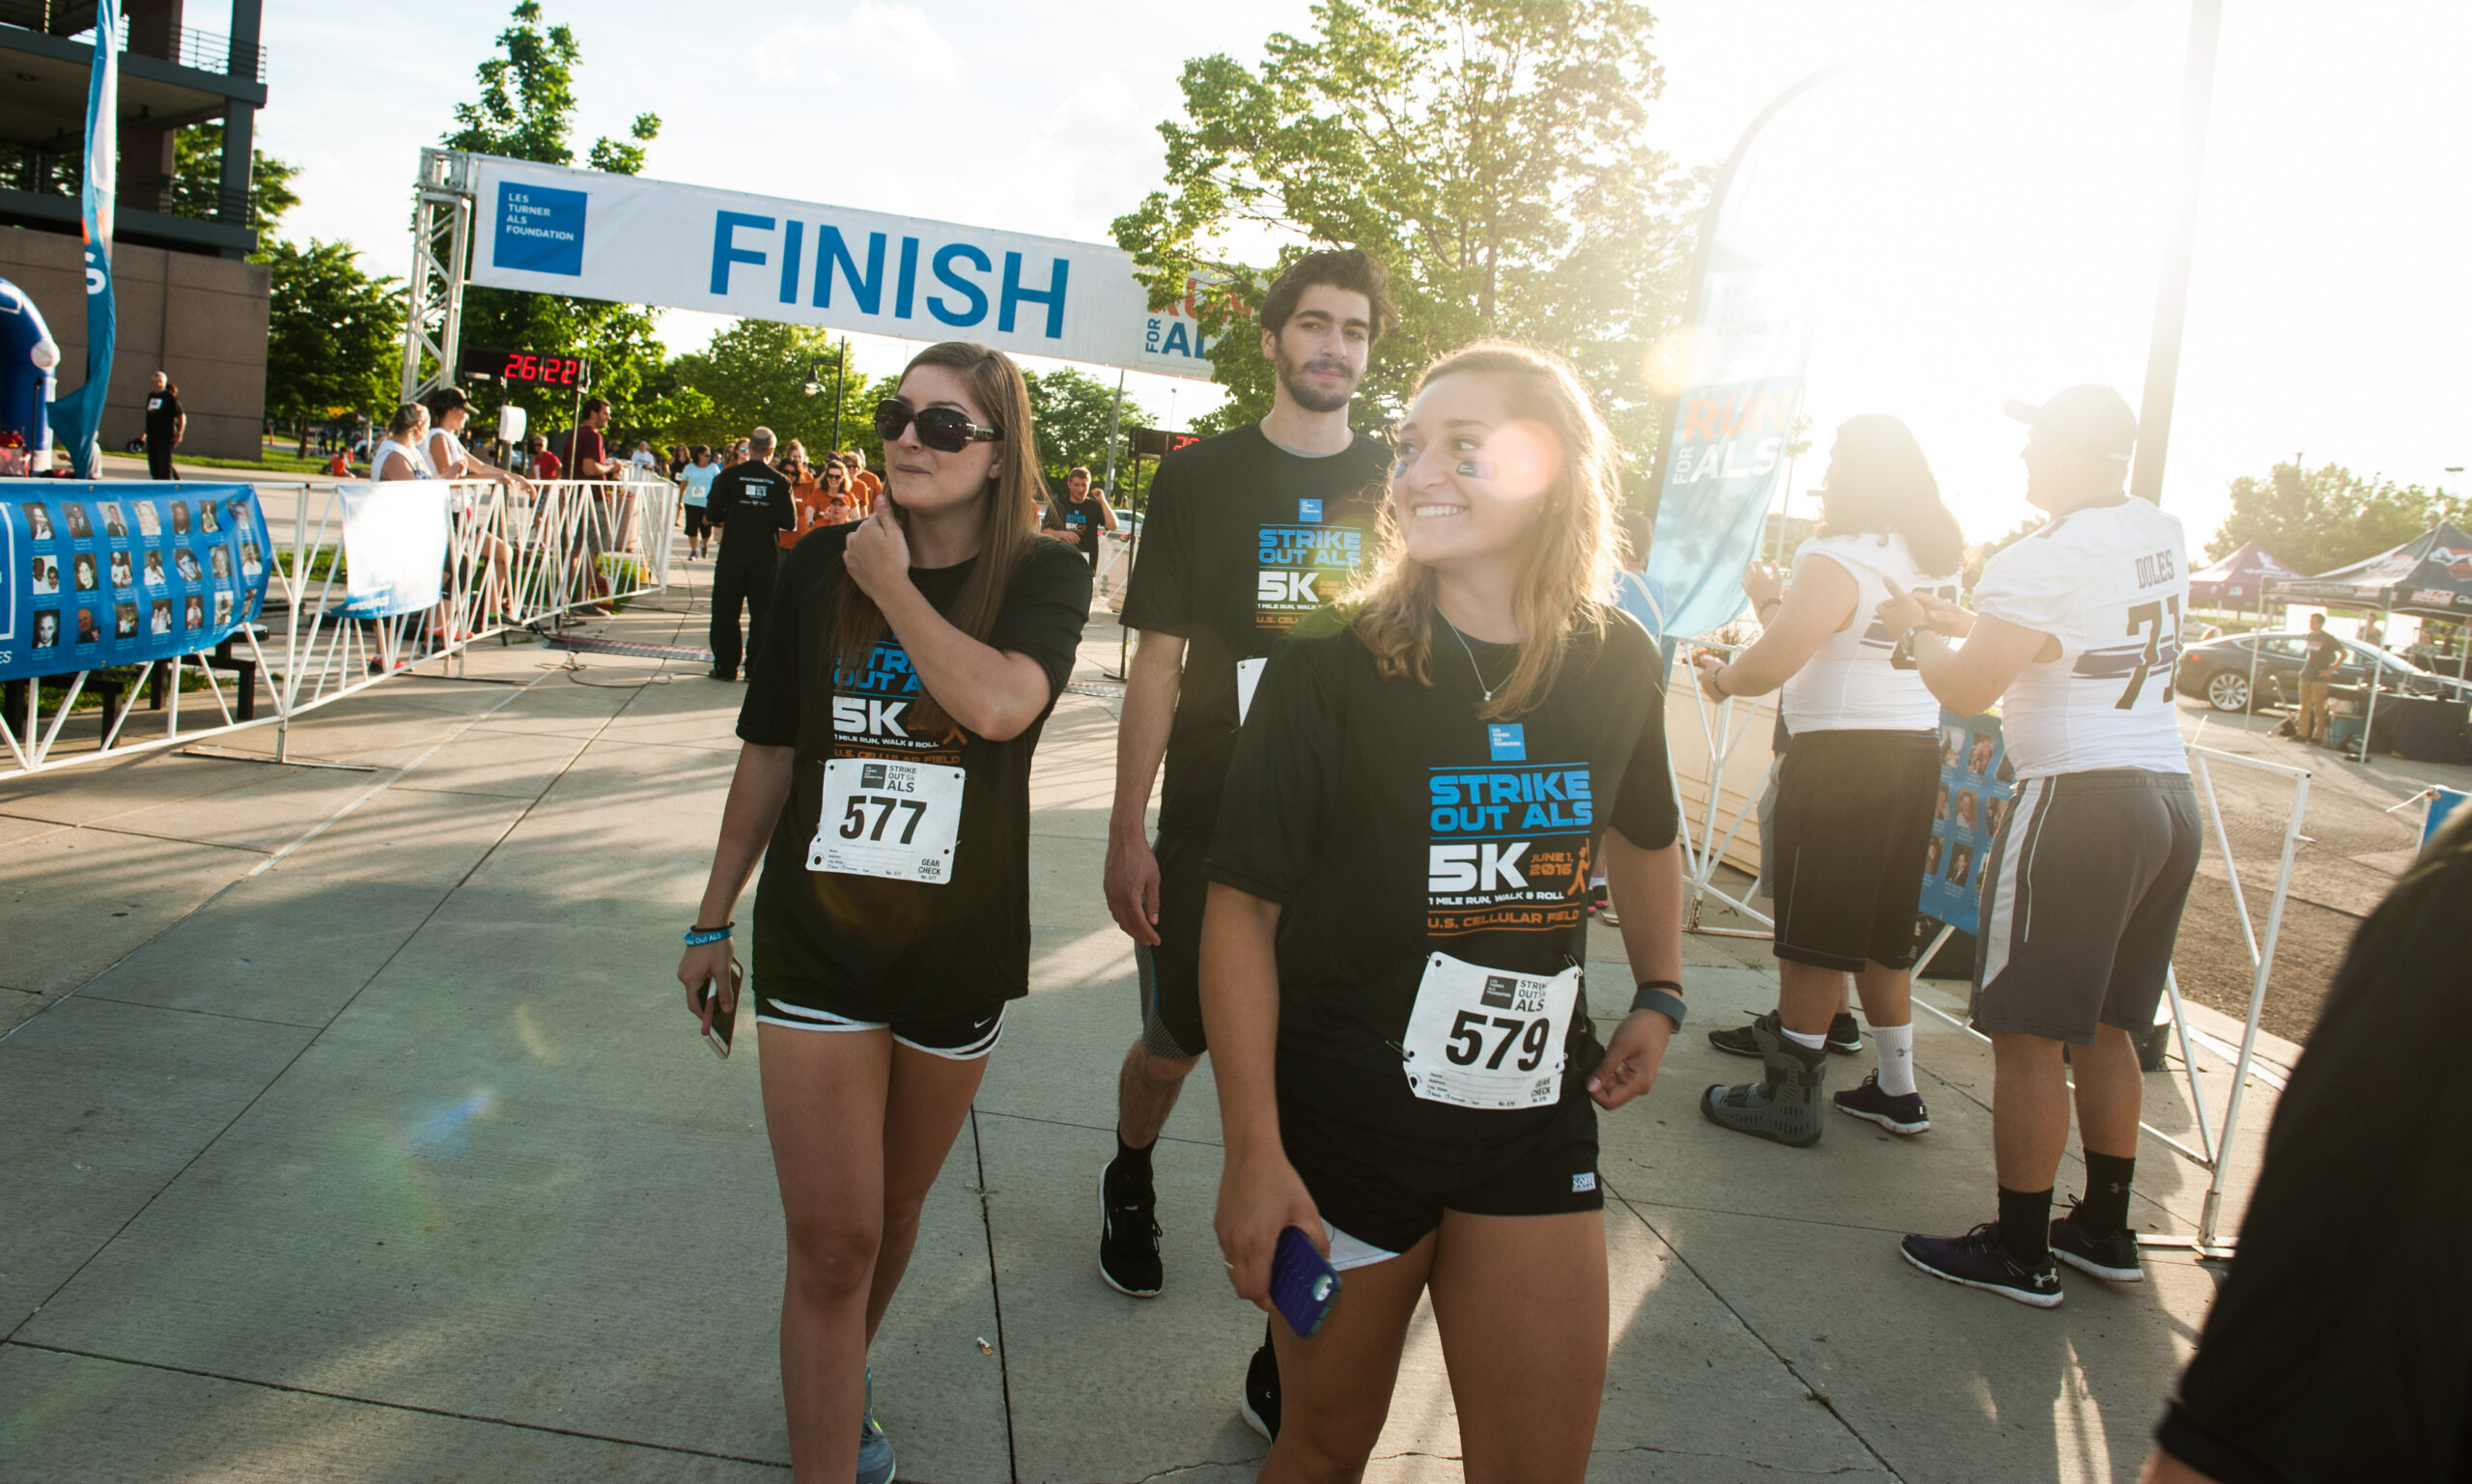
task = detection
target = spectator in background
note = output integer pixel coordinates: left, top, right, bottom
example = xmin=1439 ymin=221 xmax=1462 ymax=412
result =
xmin=2140 ymin=811 xmax=2472 ymax=1484
xmin=529 ymin=434 xmax=562 ymax=482
xmin=373 ymin=404 xmax=435 ymax=481
xmin=2297 ymin=613 xmax=2341 ymax=745
xmin=563 ymin=398 xmax=619 ymax=479
xmin=143 ymin=371 xmax=183 ymax=480
xmin=631 ymin=438 xmax=660 ymax=475
xmin=421 ymin=386 xmax=525 ymax=623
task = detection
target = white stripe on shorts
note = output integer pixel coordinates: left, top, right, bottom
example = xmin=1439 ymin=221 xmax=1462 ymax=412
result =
xmin=1980 ymin=775 xmax=2048 ymax=989
xmin=753 ymin=1004 xmax=1008 ymax=1061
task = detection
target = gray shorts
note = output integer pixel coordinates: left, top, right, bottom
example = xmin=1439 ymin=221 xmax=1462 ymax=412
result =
xmin=1971 ymin=768 xmax=2202 ymax=1045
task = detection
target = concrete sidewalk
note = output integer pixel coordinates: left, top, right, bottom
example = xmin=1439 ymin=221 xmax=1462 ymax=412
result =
xmin=0 ymin=565 xmax=2281 ymax=1482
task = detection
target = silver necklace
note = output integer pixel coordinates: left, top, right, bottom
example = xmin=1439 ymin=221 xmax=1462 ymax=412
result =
xmin=1438 ymin=611 xmax=1510 ymax=702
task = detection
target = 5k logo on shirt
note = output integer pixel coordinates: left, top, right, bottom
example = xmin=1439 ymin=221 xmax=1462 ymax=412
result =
xmin=1424 ymin=755 xmax=1595 ymax=937
xmin=1253 ymin=521 xmax=1363 ymax=630
xmin=830 ymin=641 xmax=961 ymax=760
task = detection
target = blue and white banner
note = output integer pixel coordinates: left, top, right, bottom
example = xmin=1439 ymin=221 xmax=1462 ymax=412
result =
xmin=337 ymin=483 xmax=448 ymax=619
xmin=44 ymin=0 xmax=120 ymax=478
xmin=1 ymin=482 xmax=269 ymax=682
xmin=464 ymin=155 xmax=1222 ymax=380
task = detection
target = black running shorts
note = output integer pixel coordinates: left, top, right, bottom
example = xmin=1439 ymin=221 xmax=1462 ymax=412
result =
xmin=755 ymin=988 xmax=1007 ymax=1059
xmin=1971 ymin=768 xmax=2201 ymax=1046
xmin=1278 ymin=1088 xmax=1602 ymax=1259
xmin=1134 ymin=826 xmax=1213 ymax=1059
xmin=1768 ymin=729 xmax=1941 ymax=972
xmin=683 ymin=504 xmax=711 ymax=537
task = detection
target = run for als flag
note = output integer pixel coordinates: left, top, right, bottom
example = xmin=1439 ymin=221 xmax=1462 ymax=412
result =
xmin=1 ymin=484 xmax=270 ymax=683
xmin=1645 ymin=74 xmax=1835 ymax=642
xmin=44 ymin=0 xmax=119 ymax=479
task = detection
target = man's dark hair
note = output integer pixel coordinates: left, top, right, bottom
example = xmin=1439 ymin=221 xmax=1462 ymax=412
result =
xmin=420 ymin=385 xmax=470 ymax=417
xmin=2309 ymin=613 xmax=2325 ymax=629
xmin=582 ymin=396 xmax=610 ymax=417
xmin=1258 ymin=248 xmax=1394 ymax=346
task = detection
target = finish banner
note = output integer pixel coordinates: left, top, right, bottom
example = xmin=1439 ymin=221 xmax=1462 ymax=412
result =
xmin=1 ymin=482 xmax=269 ymax=682
xmin=464 ymin=155 xmax=1222 ymax=380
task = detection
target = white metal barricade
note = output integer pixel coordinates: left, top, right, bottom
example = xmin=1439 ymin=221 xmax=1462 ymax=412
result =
xmin=1 ymin=474 xmax=678 ymax=779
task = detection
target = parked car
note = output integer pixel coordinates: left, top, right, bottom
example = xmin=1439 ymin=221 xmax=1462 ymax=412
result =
xmin=2175 ymin=631 xmax=2472 ymax=712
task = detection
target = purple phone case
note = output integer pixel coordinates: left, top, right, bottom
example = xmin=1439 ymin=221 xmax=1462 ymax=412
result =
xmin=1269 ymin=1225 xmax=1341 ymax=1338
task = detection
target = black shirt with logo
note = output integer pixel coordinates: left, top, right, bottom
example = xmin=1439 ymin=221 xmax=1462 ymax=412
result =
xmin=706 ymin=461 xmax=797 ymax=567
xmin=2301 ymin=630 xmax=2344 ymax=683
xmin=1042 ymin=493 xmax=1108 ymax=563
xmin=738 ymin=526 xmax=1092 ymax=1018
xmin=1208 ymin=607 xmax=1678 ymax=1152
xmin=143 ymin=391 xmax=182 ymax=444
xmin=1120 ymin=423 xmax=1390 ymax=837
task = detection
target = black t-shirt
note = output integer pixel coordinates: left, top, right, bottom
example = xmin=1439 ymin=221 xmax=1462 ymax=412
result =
xmin=1120 ymin=423 xmax=1390 ymax=836
xmin=1208 ymin=607 xmax=1679 ymax=1154
xmin=2153 ymin=815 xmax=2472 ymax=1484
xmin=1042 ymin=494 xmax=1107 ymax=562
xmin=706 ymin=462 xmax=797 ymax=566
xmin=144 ymin=391 xmax=182 ymax=442
xmin=2301 ymin=630 xmax=2344 ymax=682
xmin=737 ymin=527 xmax=1093 ymax=1018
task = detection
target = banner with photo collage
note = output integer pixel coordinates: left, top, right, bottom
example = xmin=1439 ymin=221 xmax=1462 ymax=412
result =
xmin=1917 ymin=708 xmax=2015 ymax=936
xmin=2 ymin=483 xmax=270 ymax=682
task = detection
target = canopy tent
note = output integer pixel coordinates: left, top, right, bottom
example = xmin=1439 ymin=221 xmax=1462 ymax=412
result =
xmin=2187 ymin=540 xmax=2300 ymax=607
xmin=2266 ymin=521 xmax=2472 ymax=760
xmin=2267 ymin=520 xmax=2472 ymax=618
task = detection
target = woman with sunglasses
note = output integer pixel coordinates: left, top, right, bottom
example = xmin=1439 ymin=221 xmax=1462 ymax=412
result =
xmin=1205 ymin=341 xmax=1686 ymax=1482
xmin=817 ymin=459 xmax=864 ymax=527
xmin=677 ymin=342 xmax=1091 ymax=1484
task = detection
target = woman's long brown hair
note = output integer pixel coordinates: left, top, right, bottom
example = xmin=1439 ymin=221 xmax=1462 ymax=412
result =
xmin=827 ymin=341 xmax=1046 ymax=735
xmin=1344 ymin=341 xmax=1621 ymax=720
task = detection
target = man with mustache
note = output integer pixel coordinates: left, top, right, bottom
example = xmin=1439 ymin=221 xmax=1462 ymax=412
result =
xmin=1098 ymin=249 xmax=1394 ymax=1439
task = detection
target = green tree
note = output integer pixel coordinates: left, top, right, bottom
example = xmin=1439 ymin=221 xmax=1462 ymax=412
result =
xmin=1112 ymin=0 xmax=1700 ymax=490
xmin=169 ymin=121 xmax=300 ymax=237
xmin=1024 ymin=368 xmax=1153 ymax=481
xmin=660 ymin=322 xmax=881 ymax=460
xmin=2208 ymin=461 xmax=2472 ymax=578
xmin=263 ymin=239 xmax=405 ymax=425
xmin=439 ymin=1 xmax=666 ymax=433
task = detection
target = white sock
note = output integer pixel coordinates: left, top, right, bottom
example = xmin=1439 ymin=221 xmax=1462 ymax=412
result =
xmin=1873 ymin=1022 xmax=1917 ymax=1097
xmin=1779 ymin=1024 xmax=1829 ymax=1052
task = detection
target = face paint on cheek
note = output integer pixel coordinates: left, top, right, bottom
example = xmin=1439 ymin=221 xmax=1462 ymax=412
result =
xmin=1457 ymin=461 xmax=1497 ymax=479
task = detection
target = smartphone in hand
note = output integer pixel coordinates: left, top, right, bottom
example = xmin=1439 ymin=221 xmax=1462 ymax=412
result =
xmin=697 ymin=960 xmax=744 ymax=1059
xmin=1269 ymin=1224 xmax=1342 ymax=1339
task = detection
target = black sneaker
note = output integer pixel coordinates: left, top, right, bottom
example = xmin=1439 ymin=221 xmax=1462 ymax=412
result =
xmin=1900 ymin=1222 xmax=2063 ymax=1307
xmin=1833 ymin=1072 xmax=1929 ymax=1134
xmin=2049 ymin=1201 xmax=2144 ymax=1283
xmin=1239 ymin=1319 xmax=1280 ymax=1441
xmin=1826 ymin=1012 xmax=1863 ymax=1055
xmin=1097 ymin=1157 xmax=1163 ymax=1297
xmin=1708 ymin=1011 xmax=1784 ymax=1059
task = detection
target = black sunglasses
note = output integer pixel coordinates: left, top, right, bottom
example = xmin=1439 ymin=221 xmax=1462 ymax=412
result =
xmin=874 ymin=399 xmax=1001 ymax=453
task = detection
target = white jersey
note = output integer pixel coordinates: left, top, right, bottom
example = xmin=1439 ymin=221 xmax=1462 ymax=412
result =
xmin=1974 ymin=498 xmax=2190 ymax=778
xmin=371 ymin=439 xmax=435 ymax=480
xmin=1781 ymin=532 xmax=1958 ymax=734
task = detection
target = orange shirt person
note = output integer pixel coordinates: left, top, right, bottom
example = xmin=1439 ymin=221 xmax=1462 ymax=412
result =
xmin=840 ymin=451 xmax=884 ymax=515
xmin=778 ymin=455 xmax=832 ymax=551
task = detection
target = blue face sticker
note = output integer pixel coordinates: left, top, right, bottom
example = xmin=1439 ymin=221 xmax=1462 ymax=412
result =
xmin=1297 ymin=498 xmax=1322 ymax=523
xmin=1487 ymin=723 xmax=1526 ymax=762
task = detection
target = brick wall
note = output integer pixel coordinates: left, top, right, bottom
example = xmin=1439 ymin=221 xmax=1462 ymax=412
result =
xmin=0 ymin=228 xmax=269 ymax=462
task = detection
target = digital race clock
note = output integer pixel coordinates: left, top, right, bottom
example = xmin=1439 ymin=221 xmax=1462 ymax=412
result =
xmin=457 ymin=345 xmax=592 ymax=390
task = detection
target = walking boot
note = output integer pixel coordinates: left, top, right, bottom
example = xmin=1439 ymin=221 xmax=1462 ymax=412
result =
xmin=1701 ymin=1039 xmax=1830 ymax=1147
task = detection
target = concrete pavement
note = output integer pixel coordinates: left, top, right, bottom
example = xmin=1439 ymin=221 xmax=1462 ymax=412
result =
xmin=0 ymin=561 xmax=2284 ymax=1482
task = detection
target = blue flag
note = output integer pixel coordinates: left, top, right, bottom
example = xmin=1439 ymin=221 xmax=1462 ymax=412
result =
xmin=46 ymin=0 xmax=120 ymax=479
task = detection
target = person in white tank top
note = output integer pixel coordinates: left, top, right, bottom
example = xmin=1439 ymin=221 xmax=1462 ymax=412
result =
xmin=421 ymin=386 xmax=525 ymax=624
xmin=1687 ymin=416 xmax=1966 ymax=1147
xmin=372 ymin=403 xmax=435 ymax=482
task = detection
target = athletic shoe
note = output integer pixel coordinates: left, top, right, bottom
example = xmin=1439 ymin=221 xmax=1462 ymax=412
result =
xmin=707 ymin=670 xmax=736 ymax=682
xmin=1239 ymin=1318 xmax=1280 ymax=1441
xmin=1710 ymin=1011 xmax=1861 ymax=1059
xmin=1833 ymin=1072 xmax=1930 ymax=1134
xmin=1900 ymin=1223 xmax=2063 ymax=1308
xmin=1708 ymin=1011 xmax=1785 ymax=1059
xmin=2049 ymin=1202 xmax=2145 ymax=1283
xmin=857 ymin=1371 xmax=894 ymax=1484
xmin=1097 ymin=1157 xmax=1164 ymax=1297
xmin=1700 ymin=1039 xmax=1830 ymax=1147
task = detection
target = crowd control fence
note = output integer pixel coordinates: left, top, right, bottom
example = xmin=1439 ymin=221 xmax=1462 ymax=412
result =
xmin=1 ymin=474 xmax=677 ymax=780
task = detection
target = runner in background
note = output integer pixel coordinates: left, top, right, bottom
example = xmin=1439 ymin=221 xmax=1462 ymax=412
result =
xmin=678 ymin=445 xmax=718 ymax=560
xmin=703 ymin=427 xmax=796 ymax=682
xmin=1041 ymin=464 xmax=1119 ymax=574
xmin=1206 ymin=341 xmax=1686 ymax=1482
xmin=843 ymin=450 xmax=885 ymax=515
xmin=1879 ymin=385 xmax=2199 ymax=1306
xmin=817 ymin=459 xmax=865 ymax=527
xmin=1102 ymin=247 xmax=1394 ymax=1437
xmin=781 ymin=447 xmax=832 ymax=552
xmin=1690 ymin=415 xmax=1966 ymax=1145
xmin=677 ymin=342 xmax=1090 ymax=1484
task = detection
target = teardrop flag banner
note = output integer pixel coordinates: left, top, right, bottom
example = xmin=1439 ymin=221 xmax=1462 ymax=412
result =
xmin=45 ymin=0 xmax=120 ymax=479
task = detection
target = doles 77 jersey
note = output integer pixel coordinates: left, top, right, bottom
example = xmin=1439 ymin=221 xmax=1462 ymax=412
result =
xmin=1972 ymin=498 xmax=2191 ymax=779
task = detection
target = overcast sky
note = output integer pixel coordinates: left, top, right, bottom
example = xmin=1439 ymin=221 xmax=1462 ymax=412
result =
xmin=261 ymin=0 xmax=2469 ymax=552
